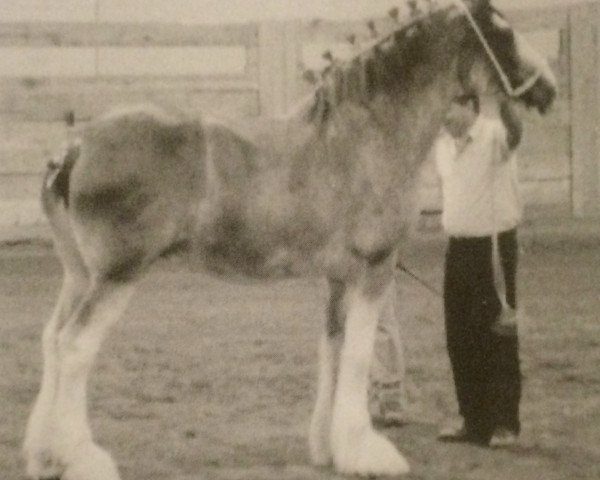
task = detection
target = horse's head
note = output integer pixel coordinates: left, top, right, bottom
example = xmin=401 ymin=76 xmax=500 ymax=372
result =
xmin=457 ymin=0 xmax=557 ymax=114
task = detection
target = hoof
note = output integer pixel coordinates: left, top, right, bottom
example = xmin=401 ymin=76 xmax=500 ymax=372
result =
xmin=333 ymin=429 xmax=410 ymax=476
xmin=61 ymin=442 xmax=121 ymax=480
xmin=25 ymin=443 xmax=121 ymax=480
xmin=25 ymin=448 xmax=64 ymax=480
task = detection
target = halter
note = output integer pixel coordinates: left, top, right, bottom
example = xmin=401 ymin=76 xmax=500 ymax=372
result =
xmin=454 ymin=0 xmax=542 ymax=98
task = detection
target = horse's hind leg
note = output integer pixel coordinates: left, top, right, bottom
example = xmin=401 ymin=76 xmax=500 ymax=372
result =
xmin=309 ymin=279 xmax=345 ymax=466
xmin=23 ymin=272 xmax=88 ymax=479
xmin=24 ymin=204 xmax=91 ymax=479
xmin=58 ymin=278 xmax=135 ymax=480
xmin=24 ymin=201 xmax=137 ymax=480
xmin=26 ymin=275 xmax=136 ymax=480
xmin=329 ymin=263 xmax=410 ymax=476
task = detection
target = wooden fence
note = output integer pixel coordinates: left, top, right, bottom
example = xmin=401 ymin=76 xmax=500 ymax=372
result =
xmin=0 ymin=1 xmax=599 ymax=227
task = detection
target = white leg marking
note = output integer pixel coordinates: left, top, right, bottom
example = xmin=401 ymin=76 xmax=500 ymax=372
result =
xmin=24 ymin=275 xmax=83 ymax=479
xmin=331 ymin=284 xmax=410 ymax=476
xmin=309 ymin=333 xmax=342 ymax=466
xmin=25 ymin=281 xmax=135 ymax=480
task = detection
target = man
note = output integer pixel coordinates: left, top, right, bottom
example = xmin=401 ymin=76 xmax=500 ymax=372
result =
xmin=435 ymin=93 xmax=523 ymax=447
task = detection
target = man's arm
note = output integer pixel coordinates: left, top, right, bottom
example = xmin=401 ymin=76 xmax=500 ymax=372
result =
xmin=499 ymin=100 xmax=523 ymax=151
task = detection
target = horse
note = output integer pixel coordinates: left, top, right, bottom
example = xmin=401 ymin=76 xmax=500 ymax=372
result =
xmin=23 ymin=1 xmax=556 ymax=478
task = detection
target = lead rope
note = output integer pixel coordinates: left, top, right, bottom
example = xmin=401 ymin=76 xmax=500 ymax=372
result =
xmin=453 ymin=0 xmax=542 ymax=98
xmin=491 ymin=213 xmax=518 ymax=335
xmin=452 ymin=1 xmax=526 ymax=326
xmin=491 ymin=232 xmax=510 ymax=311
xmin=489 ymin=142 xmax=518 ymax=335
xmin=396 ymin=259 xmax=442 ymax=297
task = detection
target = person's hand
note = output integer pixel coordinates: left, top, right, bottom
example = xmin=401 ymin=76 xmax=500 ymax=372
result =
xmin=499 ymin=100 xmax=523 ymax=150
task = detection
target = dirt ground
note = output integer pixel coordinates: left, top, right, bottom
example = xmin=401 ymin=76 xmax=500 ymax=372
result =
xmin=0 ymin=236 xmax=599 ymax=480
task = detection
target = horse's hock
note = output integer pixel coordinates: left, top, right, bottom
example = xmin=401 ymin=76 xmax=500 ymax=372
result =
xmin=0 ymin=0 xmax=599 ymax=232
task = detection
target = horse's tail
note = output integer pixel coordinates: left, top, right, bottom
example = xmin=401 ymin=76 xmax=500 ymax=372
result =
xmin=41 ymin=140 xmax=92 ymax=276
xmin=41 ymin=141 xmax=80 ymax=216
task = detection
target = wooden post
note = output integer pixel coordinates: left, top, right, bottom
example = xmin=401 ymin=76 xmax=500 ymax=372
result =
xmin=258 ymin=21 xmax=300 ymax=117
xmin=569 ymin=1 xmax=600 ymax=218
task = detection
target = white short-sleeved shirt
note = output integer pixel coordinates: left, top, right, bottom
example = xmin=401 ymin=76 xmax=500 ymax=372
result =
xmin=434 ymin=116 xmax=522 ymax=237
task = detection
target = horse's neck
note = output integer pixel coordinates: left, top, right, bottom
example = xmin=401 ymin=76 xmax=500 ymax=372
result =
xmin=325 ymin=70 xmax=457 ymax=184
xmin=220 ymin=52 xmax=459 ymax=185
xmin=288 ymin=26 xmax=463 ymax=181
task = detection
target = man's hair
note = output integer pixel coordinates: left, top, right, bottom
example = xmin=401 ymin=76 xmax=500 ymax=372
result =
xmin=453 ymin=93 xmax=480 ymax=114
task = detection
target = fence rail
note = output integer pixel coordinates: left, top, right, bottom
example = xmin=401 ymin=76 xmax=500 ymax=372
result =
xmin=0 ymin=21 xmax=259 ymax=47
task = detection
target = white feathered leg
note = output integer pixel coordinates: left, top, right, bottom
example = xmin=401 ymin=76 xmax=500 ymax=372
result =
xmin=330 ymin=282 xmax=410 ymax=476
xmin=309 ymin=279 xmax=345 ymax=467
xmin=309 ymin=333 xmax=343 ymax=466
xmin=25 ymin=279 xmax=135 ymax=480
xmin=24 ymin=273 xmax=86 ymax=479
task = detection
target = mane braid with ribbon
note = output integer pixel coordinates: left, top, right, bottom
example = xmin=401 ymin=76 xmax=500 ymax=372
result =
xmin=304 ymin=5 xmax=440 ymax=124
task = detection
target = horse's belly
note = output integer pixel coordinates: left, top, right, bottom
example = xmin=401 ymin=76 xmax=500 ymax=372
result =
xmin=185 ymin=186 xmax=345 ymax=279
xmin=177 ymin=239 xmax=318 ymax=280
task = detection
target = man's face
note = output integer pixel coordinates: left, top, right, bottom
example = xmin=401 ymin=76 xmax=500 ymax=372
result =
xmin=443 ymin=97 xmax=477 ymax=138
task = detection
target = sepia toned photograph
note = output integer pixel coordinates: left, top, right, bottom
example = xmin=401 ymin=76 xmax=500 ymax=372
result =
xmin=0 ymin=1 xmax=598 ymax=479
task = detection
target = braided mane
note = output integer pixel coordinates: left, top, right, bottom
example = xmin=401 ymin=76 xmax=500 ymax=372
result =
xmin=304 ymin=1 xmax=457 ymax=123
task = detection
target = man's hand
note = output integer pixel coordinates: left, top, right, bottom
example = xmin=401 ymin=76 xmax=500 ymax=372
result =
xmin=499 ymin=100 xmax=523 ymax=150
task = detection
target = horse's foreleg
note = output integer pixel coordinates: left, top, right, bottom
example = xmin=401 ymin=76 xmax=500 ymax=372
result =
xmin=26 ymin=278 xmax=136 ymax=480
xmin=330 ymin=279 xmax=410 ymax=476
xmin=309 ymin=279 xmax=345 ymax=467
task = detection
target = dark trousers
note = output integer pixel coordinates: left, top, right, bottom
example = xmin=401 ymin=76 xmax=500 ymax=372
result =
xmin=444 ymin=228 xmax=521 ymax=442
